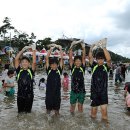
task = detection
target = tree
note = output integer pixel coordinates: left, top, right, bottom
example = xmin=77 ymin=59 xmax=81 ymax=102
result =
xmin=28 ymin=32 xmax=37 ymax=44
xmin=0 ymin=17 xmax=14 ymax=45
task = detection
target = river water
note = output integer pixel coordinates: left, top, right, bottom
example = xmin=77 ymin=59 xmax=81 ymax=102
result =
xmin=0 ymin=70 xmax=130 ymax=130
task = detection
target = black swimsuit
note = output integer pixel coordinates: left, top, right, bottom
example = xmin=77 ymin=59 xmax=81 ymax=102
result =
xmin=16 ymin=66 xmax=34 ymax=113
xmin=91 ymin=63 xmax=109 ymax=106
xmin=71 ymin=64 xmax=86 ymax=93
xmin=45 ymin=66 xmax=62 ymax=110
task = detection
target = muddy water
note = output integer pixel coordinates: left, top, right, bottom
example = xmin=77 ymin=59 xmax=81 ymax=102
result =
xmin=0 ymin=70 xmax=130 ymax=130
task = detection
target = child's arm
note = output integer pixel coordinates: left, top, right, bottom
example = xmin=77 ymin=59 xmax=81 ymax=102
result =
xmin=4 ymin=82 xmax=14 ymax=88
xmin=59 ymin=46 xmax=63 ymax=69
xmin=45 ymin=47 xmax=54 ymax=69
xmin=81 ymin=43 xmax=86 ymax=66
xmin=89 ymin=45 xmax=95 ymax=65
xmin=15 ymin=46 xmax=30 ymax=69
xmin=102 ymin=48 xmax=111 ymax=67
xmin=69 ymin=48 xmax=73 ymax=68
xmin=31 ymin=45 xmax=36 ymax=71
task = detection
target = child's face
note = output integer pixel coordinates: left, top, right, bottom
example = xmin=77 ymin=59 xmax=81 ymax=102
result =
xmin=50 ymin=63 xmax=58 ymax=70
xmin=97 ymin=58 xmax=104 ymax=65
xmin=21 ymin=59 xmax=30 ymax=69
xmin=74 ymin=59 xmax=82 ymax=67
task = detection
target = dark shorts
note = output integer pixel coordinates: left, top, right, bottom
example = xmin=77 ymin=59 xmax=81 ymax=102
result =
xmin=45 ymin=92 xmax=61 ymax=110
xmin=17 ymin=96 xmax=34 ymax=113
xmin=91 ymin=93 xmax=108 ymax=107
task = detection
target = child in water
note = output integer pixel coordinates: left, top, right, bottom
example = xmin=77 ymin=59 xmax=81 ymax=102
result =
xmin=69 ymin=42 xmax=86 ymax=114
xmin=15 ymin=45 xmax=36 ymax=113
xmin=45 ymin=45 xmax=63 ymax=116
xmin=39 ymin=78 xmax=46 ymax=90
xmin=89 ymin=44 xmax=111 ymax=120
xmin=4 ymin=70 xmax=15 ymax=96
xmin=62 ymin=72 xmax=69 ymax=92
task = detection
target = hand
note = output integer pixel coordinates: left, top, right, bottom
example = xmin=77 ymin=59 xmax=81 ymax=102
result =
xmin=102 ymin=38 xmax=107 ymax=48
xmin=48 ymin=43 xmax=56 ymax=48
xmin=59 ymin=46 xmax=62 ymax=50
xmin=70 ymin=41 xmax=79 ymax=49
xmin=90 ymin=43 xmax=96 ymax=49
xmin=22 ymin=46 xmax=31 ymax=51
xmin=31 ymin=44 xmax=36 ymax=51
xmin=55 ymin=45 xmax=62 ymax=50
xmin=50 ymin=46 xmax=55 ymax=50
xmin=81 ymin=42 xmax=85 ymax=48
xmin=10 ymin=83 xmax=14 ymax=87
xmin=92 ymin=45 xmax=98 ymax=51
xmin=98 ymin=42 xmax=106 ymax=49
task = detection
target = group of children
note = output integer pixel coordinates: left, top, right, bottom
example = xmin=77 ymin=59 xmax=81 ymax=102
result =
xmin=1 ymin=40 xmax=130 ymax=121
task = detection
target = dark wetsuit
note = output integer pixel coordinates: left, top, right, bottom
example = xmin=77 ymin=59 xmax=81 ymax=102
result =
xmin=91 ymin=62 xmax=109 ymax=107
xmin=16 ymin=66 xmax=34 ymax=113
xmin=70 ymin=64 xmax=86 ymax=104
xmin=45 ymin=66 xmax=62 ymax=110
xmin=71 ymin=64 xmax=85 ymax=93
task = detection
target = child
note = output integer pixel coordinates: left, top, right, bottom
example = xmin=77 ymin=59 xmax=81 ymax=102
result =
xmin=39 ymin=78 xmax=46 ymax=90
xmin=45 ymin=45 xmax=63 ymax=116
xmin=15 ymin=45 xmax=36 ymax=113
xmin=62 ymin=72 xmax=69 ymax=92
xmin=1 ymin=64 xmax=9 ymax=85
xmin=89 ymin=44 xmax=111 ymax=120
xmin=124 ymin=82 xmax=130 ymax=111
xmin=69 ymin=42 xmax=86 ymax=114
xmin=4 ymin=70 xmax=15 ymax=96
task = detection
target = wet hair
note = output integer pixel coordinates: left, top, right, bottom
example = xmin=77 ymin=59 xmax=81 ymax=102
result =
xmin=49 ymin=57 xmax=59 ymax=65
xmin=74 ymin=55 xmax=82 ymax=62
xmin=21 ymin=56 xmax=30 ymax=62
xmin=96 ymin=51 xmax=105 ymax=59
xmin=63 ymin=72 xmax=68 ymax=77
xmin=7 ymin=69 xmax=14 ymax=76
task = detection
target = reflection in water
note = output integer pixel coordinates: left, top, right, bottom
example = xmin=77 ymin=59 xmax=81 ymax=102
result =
xmin=0 ymin=71 xmax=130 ymax=130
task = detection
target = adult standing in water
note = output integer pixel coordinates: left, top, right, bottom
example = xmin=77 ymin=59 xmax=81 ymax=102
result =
xmin=89 ymin=41 xmax=111 ymax=120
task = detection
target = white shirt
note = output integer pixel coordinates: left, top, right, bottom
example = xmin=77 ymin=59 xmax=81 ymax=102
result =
xmin=39 ymin=82 xmax=46 ymax=89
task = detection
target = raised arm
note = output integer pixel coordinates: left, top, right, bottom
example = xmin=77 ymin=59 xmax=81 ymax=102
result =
xmin=59 ymin=46 xmax=63 ymax=69
xmin=81 ymin=43 xmax=86 ymax=65
xmin=45 ymin=47 xmax=53 ymax=69
xmin=89 ymin=45 xmax=94 ymax=65
xmin=31 ymin=44 xmax=36 ymax=71
xmin=69 ymin=48 xmax=73 ymax=68
xmin=102 ymin=48 xmax=111 ymax=67
xmin=15 ymin=46 xmax=30 ymax=69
